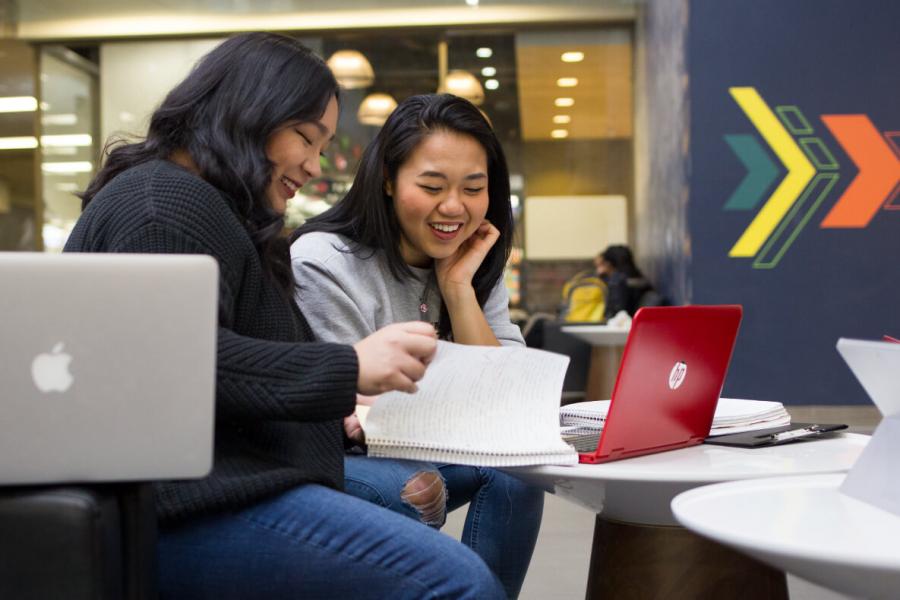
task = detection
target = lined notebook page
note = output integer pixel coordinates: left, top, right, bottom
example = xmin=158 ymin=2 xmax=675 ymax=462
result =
xmin=364 ymin=341 xmax=578 ymax=466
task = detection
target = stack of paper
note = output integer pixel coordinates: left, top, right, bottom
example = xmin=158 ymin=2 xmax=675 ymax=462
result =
xmin=706 ymin=398 xmax=791 ymax=435
xmin=559 ymin=398 xmax=791 ymax=450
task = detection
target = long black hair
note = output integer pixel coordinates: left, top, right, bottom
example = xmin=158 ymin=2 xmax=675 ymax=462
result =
xmin=80 ymin=32 xmax=339 ymax=293
xmin=293 ymin=93 xmax=513 ymax=339
xmin=601 ymin=245 xmax=644 ymax=279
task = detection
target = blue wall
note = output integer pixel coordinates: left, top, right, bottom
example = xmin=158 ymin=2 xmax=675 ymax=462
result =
xmin=688 ymin=0 xmax=900 ymax=404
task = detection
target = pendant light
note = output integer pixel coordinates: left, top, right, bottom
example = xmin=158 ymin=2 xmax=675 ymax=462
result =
xmin=439 ymin=70 xmax=485 ymax=106
xmin=435 ymin=40 xmax=485 ymax=106
xmin=326 ymin=50 xmax=375 ymax=89
xmin=357 ymin=93 xmax=398 ymax=126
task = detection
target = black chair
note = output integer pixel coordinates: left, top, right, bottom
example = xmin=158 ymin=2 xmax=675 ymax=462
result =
xmin=635 ymin=288 xmax=666 ymax=310
xmin=543 ymin=321 xmax=592 ymax=403
xmin=522 ymin=313 xmax=592 ymax=403
xmin=0 ymin=483 xmax=157 ymax=600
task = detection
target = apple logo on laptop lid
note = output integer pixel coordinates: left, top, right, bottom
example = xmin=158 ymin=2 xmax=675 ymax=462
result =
xmin=31 ymin=342 xmax=74 ymax=393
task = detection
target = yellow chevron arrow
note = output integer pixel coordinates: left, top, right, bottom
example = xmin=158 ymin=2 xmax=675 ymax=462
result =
xmin=728 ymin=87 xmax=815 ymax=257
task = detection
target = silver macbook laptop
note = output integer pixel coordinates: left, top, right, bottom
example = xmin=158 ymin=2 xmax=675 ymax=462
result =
xmin=0 ymin=252 xmax=218 ymax=484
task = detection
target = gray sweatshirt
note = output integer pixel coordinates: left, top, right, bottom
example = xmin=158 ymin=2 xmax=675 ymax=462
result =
xmin=290 ymin=231 xmax=525 ymax=346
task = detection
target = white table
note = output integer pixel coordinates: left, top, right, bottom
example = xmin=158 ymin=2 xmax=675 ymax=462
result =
xmin=672 ymin=472 xmax=900 ymax=600
xmin=560 ymin=325 xmax=629 ymax=400
xmin=507 ymin=433 xmax=868 ymax=599
xmin=561 ymin=324 xmax=630 ymax=347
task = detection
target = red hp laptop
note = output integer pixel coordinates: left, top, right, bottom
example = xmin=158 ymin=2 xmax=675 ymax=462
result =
xmin=579 ymin=305 xmax=743 ymax=464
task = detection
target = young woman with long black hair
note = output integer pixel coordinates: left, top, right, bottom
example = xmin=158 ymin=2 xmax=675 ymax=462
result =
xmin=291 ymin=93 xmax=544 ymax=598
xmin=65 ymin=33 xmax=504 ymax=599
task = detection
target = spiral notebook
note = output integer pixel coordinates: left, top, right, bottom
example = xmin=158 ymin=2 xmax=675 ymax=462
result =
xmin=561 ymin=398 xmax=792 ymax=452
xmin=360 ymin=341 xmax=579 ymax=467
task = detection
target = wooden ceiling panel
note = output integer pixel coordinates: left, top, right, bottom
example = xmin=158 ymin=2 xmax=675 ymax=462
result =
xmin=516 ymin=39 xmax=632 ymax=141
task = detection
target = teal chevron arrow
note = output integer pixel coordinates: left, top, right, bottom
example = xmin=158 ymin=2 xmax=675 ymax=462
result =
xmin=723 ymin=134 xmax=781 ymax=210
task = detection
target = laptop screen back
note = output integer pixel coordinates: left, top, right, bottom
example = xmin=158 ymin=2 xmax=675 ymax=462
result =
xmin=0 ymin=253 xmax=218 ymax=484
xmin=580 ymin=305 xmax=743 ymax=463
xmin=836 ymin=338 xmax=900 ymax=417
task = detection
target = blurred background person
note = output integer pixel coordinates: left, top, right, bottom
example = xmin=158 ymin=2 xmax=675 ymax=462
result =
xmin=595 ymin=244 xmax=660 ymax=319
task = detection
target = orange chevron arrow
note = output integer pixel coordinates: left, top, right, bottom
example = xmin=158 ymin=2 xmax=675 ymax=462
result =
xmin=820 ymin=115 xmax=900 ymax=228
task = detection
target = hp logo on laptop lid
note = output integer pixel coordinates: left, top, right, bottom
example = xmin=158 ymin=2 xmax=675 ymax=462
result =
xmin=668 ymin=361 xmax=687 ymax=390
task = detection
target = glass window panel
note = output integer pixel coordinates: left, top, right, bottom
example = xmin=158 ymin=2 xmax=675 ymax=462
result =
xmin=39 ymin=47 xmax=98 ymax=252
xmin=0 ymin=40 xmax=39 ymax=250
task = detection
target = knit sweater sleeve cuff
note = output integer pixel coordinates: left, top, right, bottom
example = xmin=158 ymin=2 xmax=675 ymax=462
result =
xmin=217 ymin=327 xmax=358 ymax=422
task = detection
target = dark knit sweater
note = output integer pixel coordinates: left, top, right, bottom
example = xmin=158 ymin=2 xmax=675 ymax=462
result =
xmin=64 ymin=159 xmax=358 ymax=524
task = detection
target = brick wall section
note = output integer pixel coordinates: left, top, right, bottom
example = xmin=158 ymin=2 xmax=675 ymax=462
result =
xmin=521 ymin=259 xmax=594 ymax=315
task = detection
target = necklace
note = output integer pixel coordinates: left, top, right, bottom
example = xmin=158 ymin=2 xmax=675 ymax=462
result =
xmin=418 ymin=271 xmax=436 ymax=321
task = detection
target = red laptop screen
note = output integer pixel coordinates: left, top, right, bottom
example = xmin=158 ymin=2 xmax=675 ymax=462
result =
xmin=579 ymin=305 xmax=743 ymax=464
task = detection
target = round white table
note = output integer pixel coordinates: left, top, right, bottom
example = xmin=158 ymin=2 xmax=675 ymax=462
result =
xmin=672 ymin=472 xmax=900 ymax=600
xmin=560 ymin=325 xmax=629 ymax=400
xmin=560 ymin=324 xmax=630 ymax=347
xmin=506 ymin=433 xmax=868 ymax=599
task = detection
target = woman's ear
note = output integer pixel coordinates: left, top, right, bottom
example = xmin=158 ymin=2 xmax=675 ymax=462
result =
xmin=384 ymin=180 xmax=393 ymax=197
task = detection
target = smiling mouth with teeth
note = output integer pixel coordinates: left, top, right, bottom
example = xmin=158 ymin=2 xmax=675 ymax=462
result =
xmin=430 ymin=223 xmax=461 ymax=233
xmin=281 ymin=175 xmax=301 ymax=193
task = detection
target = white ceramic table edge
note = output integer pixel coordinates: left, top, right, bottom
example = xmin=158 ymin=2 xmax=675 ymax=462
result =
xmin=671 ymin=472 xmax=900 ymax=599
xmin=504 ymin=433 xmax=868 ymax=526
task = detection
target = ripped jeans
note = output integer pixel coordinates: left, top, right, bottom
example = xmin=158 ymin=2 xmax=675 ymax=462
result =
xmin=344 ymin=456 xmax=545 ymax=599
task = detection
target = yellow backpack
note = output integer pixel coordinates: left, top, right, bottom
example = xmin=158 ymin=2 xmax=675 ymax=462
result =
xmin=560 ymin=271 xmax=607 ymax=322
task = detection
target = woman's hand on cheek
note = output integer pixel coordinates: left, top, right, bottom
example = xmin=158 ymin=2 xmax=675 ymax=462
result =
xmin=435 ymin=220 xmax=500 ymax=295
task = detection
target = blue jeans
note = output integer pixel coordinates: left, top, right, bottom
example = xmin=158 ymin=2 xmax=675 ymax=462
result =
xmin=157 ymin=483 xmax=505 ymax=599
xmin=345 ymin=456 xmax=545 ymax=599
